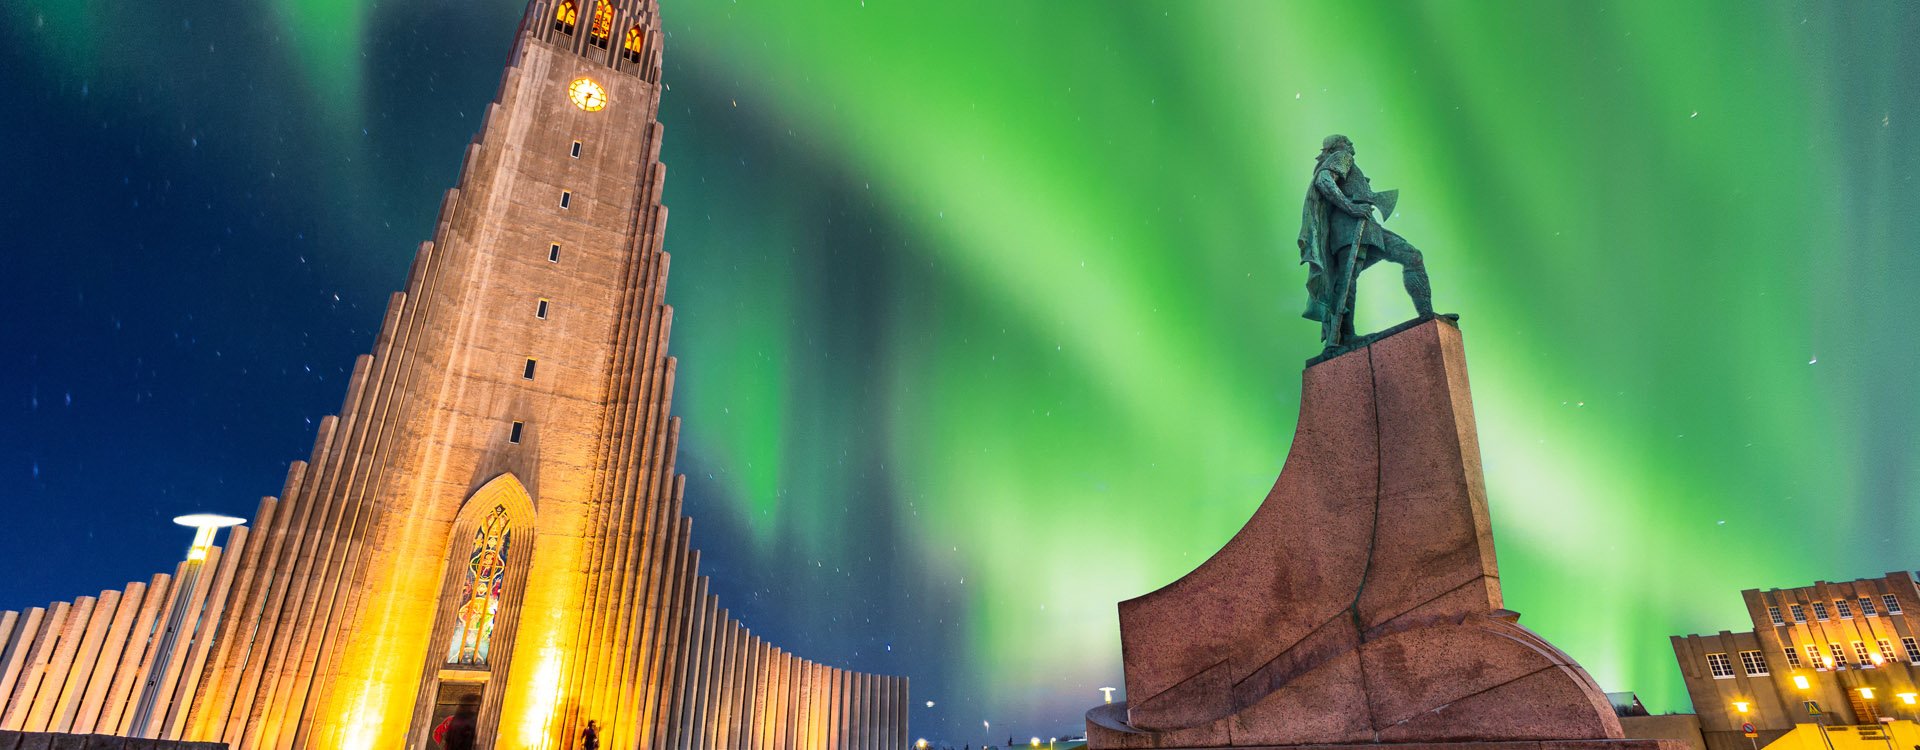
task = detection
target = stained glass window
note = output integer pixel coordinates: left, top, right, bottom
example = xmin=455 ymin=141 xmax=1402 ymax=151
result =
xmin=553 ymin=1 xmax=577 ymax=34
xmin=623 ymin=26 xmax=645 ymax=64
xmin=590 ymin=1 xmax=613 ymax=46
xmin=447 ymin=505 xmax=512 ymax=666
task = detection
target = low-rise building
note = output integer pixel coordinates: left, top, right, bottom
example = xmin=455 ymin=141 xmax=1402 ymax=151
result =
xmin=1671 ymin=570 xmax=1920 ymax=750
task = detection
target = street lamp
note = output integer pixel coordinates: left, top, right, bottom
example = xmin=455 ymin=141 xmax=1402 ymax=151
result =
xmin=1099 ymin=687 xmax=1116 ymax=705
xmin=127 ymin=513 xmax=246 ymax=736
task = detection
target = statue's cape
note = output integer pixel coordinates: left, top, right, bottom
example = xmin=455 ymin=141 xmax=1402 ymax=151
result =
xmin=1297 ymin=151 xmax=1350 ymax=322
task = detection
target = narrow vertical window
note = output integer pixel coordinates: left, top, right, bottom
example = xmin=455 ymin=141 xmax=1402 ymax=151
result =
xmin=1767 ymin=606 xmax=1784 ymax=626
xmin=1706 ymin=652 xmax=1735 ymax=679
xmin=509 ymin=421 xmax=524 ymax=444
xmin=553 ymin=0 xmax=577 ymax=34
xmin=1829 ymin=643 xmax=1848 ymax=668
xmin=1811 ymin=602 xmax=1830 ymax=621
xmin=1806 ymin=643 xmax=1826 ymax=670
xmin=447 ymin=505 xmax=511 ymax=666
xmin=623 ymin=25 xmax=645 ymax=64
xmin=1854 ymin=641 xmax=1875 ymax=666
xmin=536 ymin=299 xmax=550 ymax=319
xmin=549 ymin=243 xmax=561 ymax=262
xmin=571 ymin=141 xmax=582 ymax=158
xmin=1879 ymin=639 xmax=1897 ymax=663
xmin=1836 ymin=600 xmax=1854 ymax=618
xmin=560 ymin=191 xmax=572 ymax=209
xmin=1782 ymin=646 xmax=1802 ymax=669
xmin=1885 ymin=594 xmax=1904 ymax=614
xmin=589 ymin=0 xmax=613 ymax=47
xmin=523 ymin=358 xmax=538 ymax=380
xmin=1789 ymin=604 xmax=1807 ymax=622
xmin=1861 ymin=597 xmax=1878 ymax=616
xmin=1902 ymin=637 xmax=1919 ymax=664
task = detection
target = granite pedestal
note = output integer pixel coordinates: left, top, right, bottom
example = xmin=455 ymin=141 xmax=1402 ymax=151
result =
xmin=1086 ymin=319 xmax=1683 ymax=750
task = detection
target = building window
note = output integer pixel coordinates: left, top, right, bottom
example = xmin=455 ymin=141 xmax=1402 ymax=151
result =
xmin=560 ymin=190 xmax=572 ymax=209
xmin=523 ymin=358 xmax=538 ymax=380
xmin=1783 ymin=646 xmax=1802 ymax=669
xmin=1706 ymin=652 xmax=1735 ymax=679
xmin=447 ymin=504 xmax=512 ymax=666
xmin=1836 ymin=600 xmax=1854 ymax=618
xmin=1768 ymin=606 xmax=1784 ymax=626
xmin=571 ymin=141 xmax=582 ymax=158
xmin=536 ymin=299 xmax=550 ymax=319
xmin=1829 ymin=643 xmax=1848 ymax=668
xmin=1806 ymin=643 xmax=1827 ymax=670
xmin=623 ymin=25 xmax=645 ymax=64
xmin=1738 ymin=650 xmax=1769 ymax=676
xmin=1885 ymin=594 xmax=1904 ymax=614
xmin=1811 ymin=602 xmax=1830 ymax=621
xmin=1854 ymin=641 xmax=1874 ymax=667
xmin=1790 ymin=604 xmax=1807 ymax=622
xmin=1879 ymin=639 xmax=1897 ymax=664
xmin=549 ymin=243 xmax=561 ymax=262
xmin=1862 ymin=597 xmax=1879 ymax=616
xmin=1903 ymin=637 xmax=1920 ymax=664
xmin=553 ymin=0 xmax=577 ymax=34
xmin=589 ymin=0 xmax=613 ymax=47
xmin=509 ymin=421 xmax=524 ymax=444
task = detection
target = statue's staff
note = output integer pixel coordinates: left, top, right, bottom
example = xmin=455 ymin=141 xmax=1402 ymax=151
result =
xmin=1326 ymin=215 xmax=1367 ymax=348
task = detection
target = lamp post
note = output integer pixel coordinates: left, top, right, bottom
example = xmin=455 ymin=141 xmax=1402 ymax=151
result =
xmin=127 ymin=513 xmax=244 ymax=737
xmin=1795 ymin=673 xmax=1838 ymax=750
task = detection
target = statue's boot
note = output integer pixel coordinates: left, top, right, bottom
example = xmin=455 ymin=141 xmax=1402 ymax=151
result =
xmin=1405 ymin=268 xmax=1435 ymax=318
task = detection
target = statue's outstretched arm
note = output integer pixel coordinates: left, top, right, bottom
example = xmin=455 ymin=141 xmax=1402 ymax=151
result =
xmin=1314 ymin=169 xmax=1369 ymax=217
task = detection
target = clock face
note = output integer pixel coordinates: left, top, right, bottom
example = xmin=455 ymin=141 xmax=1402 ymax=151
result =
xmin=568 ymin=77 xmax=607 ymax=112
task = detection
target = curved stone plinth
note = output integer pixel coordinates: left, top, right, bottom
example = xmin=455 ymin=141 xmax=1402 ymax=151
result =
xmin=1089 ymin=319 xmax=1623 ymax=748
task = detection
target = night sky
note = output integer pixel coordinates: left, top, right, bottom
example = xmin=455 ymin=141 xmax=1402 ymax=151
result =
xmin=4 ymin=1 xmax=1919 ymax=746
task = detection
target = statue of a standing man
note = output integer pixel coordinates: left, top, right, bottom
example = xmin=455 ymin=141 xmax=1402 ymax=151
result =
xmin=1298 ymin=135 xmax=1447 ymax=351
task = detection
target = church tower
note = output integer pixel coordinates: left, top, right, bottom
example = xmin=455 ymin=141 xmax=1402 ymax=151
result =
xmin=0 ymin=2 xmax=910 ymax=748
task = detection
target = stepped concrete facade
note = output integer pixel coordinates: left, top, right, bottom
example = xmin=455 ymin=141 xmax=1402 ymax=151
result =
xmin=1087 ymin=319 xmax=1685 ymax=750
xmin=0 ymin=2 xmax=908 ymax=748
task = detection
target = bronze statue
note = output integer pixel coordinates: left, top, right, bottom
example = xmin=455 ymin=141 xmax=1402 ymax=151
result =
xmin=1298 ymin=134 xmax=1450 ymax=354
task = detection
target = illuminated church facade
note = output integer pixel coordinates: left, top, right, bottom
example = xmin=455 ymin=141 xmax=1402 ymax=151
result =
xmin=0 ymin=2 xmax=910 ymax=748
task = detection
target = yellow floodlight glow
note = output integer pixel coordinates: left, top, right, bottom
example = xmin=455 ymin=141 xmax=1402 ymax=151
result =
xmin=1732 ymin=701 xmax=1751 ymax=714
xmin=1793 ymin=675 xmax=1812 ymax=690
xmin=1031 ymin=738 xmax=1041 ymax=748
xmin=1858 ymin=687 xmax=1875 ymax=700
xmin=917 ymin=740 xmax=928 ymax=749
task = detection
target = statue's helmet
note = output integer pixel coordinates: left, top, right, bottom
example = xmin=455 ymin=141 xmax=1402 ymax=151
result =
xmin=1321 ymin=134 xmax=1354 ymax=155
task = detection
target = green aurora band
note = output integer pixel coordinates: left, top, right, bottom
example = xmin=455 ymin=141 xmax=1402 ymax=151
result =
xmin=6 ymin=0 xmax=1918 ymax=742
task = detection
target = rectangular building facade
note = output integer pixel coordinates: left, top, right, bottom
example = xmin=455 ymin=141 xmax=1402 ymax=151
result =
xmin=1672 ymin=571 xmax=1920 ymax=750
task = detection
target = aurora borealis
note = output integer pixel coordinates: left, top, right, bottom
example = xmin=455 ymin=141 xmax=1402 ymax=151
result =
xmin=3 ymin=0 xmax=1919 ymax=744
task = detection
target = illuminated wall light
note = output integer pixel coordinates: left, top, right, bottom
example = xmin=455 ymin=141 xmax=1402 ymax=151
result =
xmin=1858 ymin=687 xmax=1874 ymax=700
xmin=1732 ymin=701 xmax=1751 ymax=714
xmin=1898 ymin=692 xmax=1917 ymax=705
xmin=1793 ymin=675 xmax=1811 ymax=690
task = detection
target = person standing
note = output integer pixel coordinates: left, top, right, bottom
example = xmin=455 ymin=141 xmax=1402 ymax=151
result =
xmin=580 ymin=719 xmax=601 ymax=750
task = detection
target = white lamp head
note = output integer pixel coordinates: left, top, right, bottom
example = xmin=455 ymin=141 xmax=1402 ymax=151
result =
xmin=173 ymin=514 xmax=246 ymax=560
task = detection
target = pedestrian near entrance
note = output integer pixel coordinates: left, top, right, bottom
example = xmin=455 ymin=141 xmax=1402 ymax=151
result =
xmin=580 ymin=719 xmax=600 ymax=750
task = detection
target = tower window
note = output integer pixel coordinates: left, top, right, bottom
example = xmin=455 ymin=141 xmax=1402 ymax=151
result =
xmin=589 ymin=1 xmax=613 ymax=47
xmin=1767 ymin=606 xmax=1783 ymax=626
xmin=1705 ymin=652 xmax=1734 ymax=679
xmin=1854 ymin=641 xmax=1874 ymax=667
xmin=1811 ymin=601 xmax=1829 ymax=620
xmin=560 ymin=191 xmax=572 ymax=209
xmin=1738 ymin=650 xmax=1768 ymax=676
xmin=1828 ymin=643 xmax=1848 ymax=668
xmin=536 ymin=299 xmax=550 ymax=319
xmin=1902 ymin=637 xmax=1919 ymax=664
xmin=1789 ymin=604 xmax=1806 ymax=622
xmin=1805 ymin=643 xmax=1825 ymax=670
xmin=570 ymin=141 xmax=582 ymax=158
xmin=553 ymin=0 xmax=577 ymax=34
xmin=623 ymin=25 xmax=645 ymax=64
xmin=549 ymin=243 xmax=561 ymax=262
xmin=1885 ymin=594 xmax=1904 ymax=614
xmin=1782 ymin=646 xmax=1801 ymax=669
xmin=509 ymin=421 xmax=524 ymax=444
xmin=1861 ymin=597 xmax=1878 ymax=616
xmin=523 ymin=358 xmax=538 ymax=380
xmin=1836 ymin=599 xmax=1853 ymax=618
xmin=1879 ymin=639 xmax=1898 ymax=663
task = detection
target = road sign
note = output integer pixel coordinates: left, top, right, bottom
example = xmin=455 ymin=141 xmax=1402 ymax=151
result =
xmin=1805 ymin=700 xmax=1822 ymax=716
xmin=1742 ymin=722 xmax=1757 ymax=738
